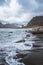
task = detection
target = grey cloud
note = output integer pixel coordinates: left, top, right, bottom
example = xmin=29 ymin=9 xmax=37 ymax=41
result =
xmin=18 ymin=0 xmax=43 ymax=14
xmin=0 ymin=0 xmax=10 ymax=6
xmin=36 ymin=0 xmax=43 ymax=4
xmin=18 ymin=0 xmax=36 ymax=12
xmin=33 ymin=0 xmax=43 ymax=13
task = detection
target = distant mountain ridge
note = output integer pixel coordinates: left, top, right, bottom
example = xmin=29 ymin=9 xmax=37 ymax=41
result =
xmin=0 ymin=20 xmax=27 ymax=28
xmin=27 ymin=16 xmax=43 ymax=27
xmin=0 ymin=22 xmax=20 ymax=28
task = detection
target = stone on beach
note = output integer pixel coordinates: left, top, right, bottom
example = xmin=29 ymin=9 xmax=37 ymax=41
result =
xmin=15 ymin=39 xmax=25 ymax=43
xmin=31 ymin=26 xmax=43 ymax=34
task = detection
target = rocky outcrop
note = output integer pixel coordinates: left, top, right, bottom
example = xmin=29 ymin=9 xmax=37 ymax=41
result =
xmin=31 ymin=26 xmax=43 ymax=34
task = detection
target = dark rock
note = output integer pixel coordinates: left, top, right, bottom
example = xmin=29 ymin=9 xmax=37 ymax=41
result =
xmin=25 ymin=30 xmax=31 ymax=33
xmin=13 ymin=56 xmax=18 ymax=59
xmin=25 ymin=30 xmax=27 ymax=32
xmin=16 ymin=39 xmax=25 ymax=43
xmin=13 ymin=53 xmax=27 ymax=63
xmin=8 ymin=35 xmax=11 ymax=36
xmin=33 ymin=44 xmax=42 ymax=47
xmin=26 ymin=34 xmax=30 ymax=37
xmin=0 ymin=58 xmax=9 ymax=65
xmin=24 ymin=44 xmax=31 ymax=46
xmin=17 ymin=58 xmax=23 ymax=62
xmin=32 ymin=43 xmax=43 ymax=47
xmin=9 ymin=32 xmax=13 ymax=33
xmin=16 ymin=54 xmax=27 ymax=58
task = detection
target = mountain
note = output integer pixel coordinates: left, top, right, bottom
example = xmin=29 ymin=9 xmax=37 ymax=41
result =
xmin=4 ymin=23 xmax=19 ymax=28
xmin=0 ymin=21 xmax=20 ymax=28
xmin=27 ymin=16 xmax=43 ymax=27
xmin=0 ymin=22 xmax=4 ymax=28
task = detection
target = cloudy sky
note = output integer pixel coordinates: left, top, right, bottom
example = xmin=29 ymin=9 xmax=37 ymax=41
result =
xmin=0 ymin=0 xmax=43 ymax=24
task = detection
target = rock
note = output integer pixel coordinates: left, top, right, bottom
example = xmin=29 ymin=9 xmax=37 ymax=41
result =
xmin=13 ymin=56 xmax=18 ymax=59
xmin=32 ymin=43 xmax=43 ymax=48
xmin=24 ymin=44 xmax=31 ymax=46
xmin=0 ymin=59 xmax=9 ymax=65
xmin=31 ymin=26 xmax=43 ymax=34
xmin=8 ymin=35 xmax=11 ymax=36
xmin=25 ymin=30 xmax=32 ymax=33
xmin=16 ymin=39 xmax=25 ymax=43
xmin=9 ymin=32 xmax=13 ymax=33
xmin=16 ymin=54 xmax=27 ymax=58
xmin=26 ymin=34 xmax=30 ymax=37
xmin=33 ymin=44 xmax=41 ymax=47
xmin=13 ymin=53 xmax=27 ymax=63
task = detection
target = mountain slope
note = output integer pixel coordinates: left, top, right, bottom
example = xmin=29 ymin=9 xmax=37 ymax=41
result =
xmin=27 ymin=16 xmax=43 ymax=27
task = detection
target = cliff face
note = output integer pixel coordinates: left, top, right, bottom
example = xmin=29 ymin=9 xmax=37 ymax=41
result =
xmin=27 ymin=16 xmax=43 ymax=27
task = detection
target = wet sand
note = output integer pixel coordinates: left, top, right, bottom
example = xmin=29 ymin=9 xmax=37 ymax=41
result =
xmin=14 ymin=48 xmax=43 ymax=65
